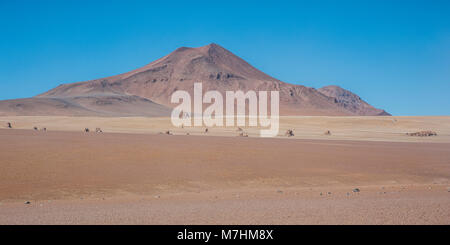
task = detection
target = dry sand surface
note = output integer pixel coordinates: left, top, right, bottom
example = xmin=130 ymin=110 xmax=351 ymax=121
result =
xmin=1 ymin=115 xmax=450 ymax=142
xmin=0 ymin=116 xmax=449 ymax=224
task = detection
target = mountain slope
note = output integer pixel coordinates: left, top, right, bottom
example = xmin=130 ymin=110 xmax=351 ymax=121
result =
xmin=2 ymin=43 xmax=389 ymax=116
xmin=318 ymin=85 xmax=390 ymax=116
xmin=0 ymin=95 xmax=171 ymax=117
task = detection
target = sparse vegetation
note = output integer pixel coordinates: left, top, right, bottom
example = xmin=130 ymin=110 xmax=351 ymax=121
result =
xmin=406 ymin=131 xmax=437 ymax=137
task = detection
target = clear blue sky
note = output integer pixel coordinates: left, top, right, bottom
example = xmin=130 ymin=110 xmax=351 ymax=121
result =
xmin=0 ymin=0 xmax=449 ymax=115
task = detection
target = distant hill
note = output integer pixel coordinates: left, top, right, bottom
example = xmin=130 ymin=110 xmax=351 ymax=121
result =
xmin=318 ymin=85 xmax=390 ymax=116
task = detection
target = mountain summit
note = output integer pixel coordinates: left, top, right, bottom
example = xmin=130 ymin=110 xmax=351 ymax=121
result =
xmin=0 ymin=43 xmax=389 ymax=116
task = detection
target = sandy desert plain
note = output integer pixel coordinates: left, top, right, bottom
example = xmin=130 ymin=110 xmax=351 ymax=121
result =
xmin=0 ymin=115 xmax=449 ymax=224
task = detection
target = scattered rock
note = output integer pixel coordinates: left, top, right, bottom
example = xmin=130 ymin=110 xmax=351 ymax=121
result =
xmin=353 ymin=188 xmax=360 ymax=193
xmin=327 ymin=192 xmax=332 ymax=195
xmin=24 ymin=201 xmax=31 ymax=205
xmin=285 ymin=129 xmax=294 ymax=137
xmin=239 ymin=132 xmax=248 ymax=137
xmin=406 ymin=131 xmax=437 ymax=137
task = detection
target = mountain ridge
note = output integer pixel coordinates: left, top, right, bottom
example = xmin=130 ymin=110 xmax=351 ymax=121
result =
xmin=318 ymin=85 xmax=390 ymax=116
xmin=1 ymin=43 xmax=389 ymax=117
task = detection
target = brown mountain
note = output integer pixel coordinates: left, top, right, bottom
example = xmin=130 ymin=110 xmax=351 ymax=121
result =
xmin=0 ymin=43 xmax=389 ymax=116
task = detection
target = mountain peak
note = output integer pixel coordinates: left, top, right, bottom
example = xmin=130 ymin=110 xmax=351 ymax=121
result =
xmin=196 ymin=43 xmax=228 ymax=54
xmin=153 ymin=43 xmax=278 ymax=83
xmin=206 ymin=42 xmax=221 ymax=48
xmin=173 ymin=43 xmax=224 ymax=53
